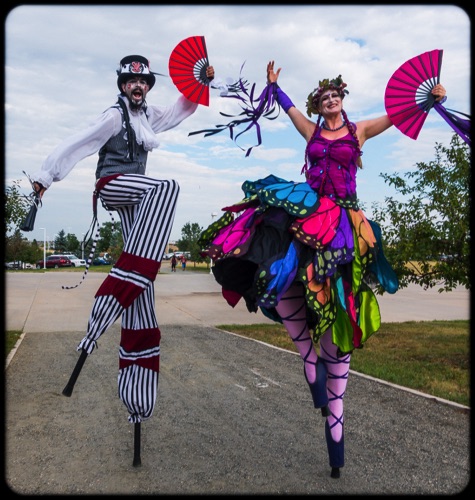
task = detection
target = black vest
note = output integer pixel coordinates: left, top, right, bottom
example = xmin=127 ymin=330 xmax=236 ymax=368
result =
xmin=95 ymin=99 xmax=149 ymax=179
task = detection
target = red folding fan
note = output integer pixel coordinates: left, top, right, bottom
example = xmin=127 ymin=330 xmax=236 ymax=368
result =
xmin=384 ymin=49 xmax=443 ymax=140
xmin=168 ymin=35 xmax=210 ymax=106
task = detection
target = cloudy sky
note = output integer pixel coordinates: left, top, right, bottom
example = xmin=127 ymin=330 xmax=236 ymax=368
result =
xmin=5 ymin=4 xmax=470 ymax=245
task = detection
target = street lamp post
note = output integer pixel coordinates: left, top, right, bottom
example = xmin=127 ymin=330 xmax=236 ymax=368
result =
xmin=39 ymin=227 xmax=46 ymax=269
xmin=81 ymin=233 xmax=85 ymax=260
xmin=210 ymin=212 xmax=218 ymax=274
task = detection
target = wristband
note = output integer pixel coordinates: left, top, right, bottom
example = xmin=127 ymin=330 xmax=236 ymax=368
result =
xmin=274 ymin=84 xmax=295 ymax=113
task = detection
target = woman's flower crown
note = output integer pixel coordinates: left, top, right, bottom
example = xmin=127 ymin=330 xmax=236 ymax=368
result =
xmin=305 ymin=75 xmax=349 ymax=117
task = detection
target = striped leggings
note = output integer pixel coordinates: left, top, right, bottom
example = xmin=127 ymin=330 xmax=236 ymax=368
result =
xmin=77 ymin=174 xmax=179 ymax=422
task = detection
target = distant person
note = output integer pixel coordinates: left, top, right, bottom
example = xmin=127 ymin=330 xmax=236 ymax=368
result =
xmin=171 ymin=254 xmax=177 ymax=272
xmin=180 ymin=254 xmax=187 ymax=271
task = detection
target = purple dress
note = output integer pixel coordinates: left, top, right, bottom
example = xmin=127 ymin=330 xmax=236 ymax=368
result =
xmin=199 ymin=126 xmax=398 ymax=354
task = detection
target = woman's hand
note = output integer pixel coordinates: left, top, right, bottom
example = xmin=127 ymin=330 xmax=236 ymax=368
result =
xmin=267 ymin=60 xmax=281 ymax=84
xmin=432 ymin=83 xmax=446 ymax=102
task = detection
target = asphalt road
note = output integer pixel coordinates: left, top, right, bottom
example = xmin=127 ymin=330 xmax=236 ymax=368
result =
xmin=4 ymin=269 xmax=471 ymax=495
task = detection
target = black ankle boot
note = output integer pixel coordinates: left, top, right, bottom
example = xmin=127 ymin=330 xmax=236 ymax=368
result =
xmin=304 ymin=358 xmax=329 ymax=413
xmin=325 ymin=419 xmax=344 ymax=479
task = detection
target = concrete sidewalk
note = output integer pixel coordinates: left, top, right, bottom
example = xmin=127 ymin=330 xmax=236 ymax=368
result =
xmin=4 ymin=270 xmax=471 ymax=495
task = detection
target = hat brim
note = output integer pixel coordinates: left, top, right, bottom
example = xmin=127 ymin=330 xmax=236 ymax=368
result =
xmin=117 ymin=73 xmax=156 ymax=91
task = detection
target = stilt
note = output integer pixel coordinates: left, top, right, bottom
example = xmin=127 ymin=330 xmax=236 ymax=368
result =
xmin=62 ymin=349 xmax=88 ymax=397
xmin=133 ymin=422 xmax=142 ymax=467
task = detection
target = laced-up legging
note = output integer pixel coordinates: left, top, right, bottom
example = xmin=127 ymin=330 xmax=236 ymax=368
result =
xmin=274 ymin=283 xmax=319 ymax=384
xmin=275 ymin=283 xmax=350 ymax=444
xmin=320 ymin=329 xmax=351 ymax=443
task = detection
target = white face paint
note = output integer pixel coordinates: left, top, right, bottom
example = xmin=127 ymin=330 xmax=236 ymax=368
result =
xmin=122 ymin=77 xmax=150 ymax=108
xmin=320 ymin=91 xmax=341 ymax=105
xmin=319 ymin=90 xmax=342 ymax=115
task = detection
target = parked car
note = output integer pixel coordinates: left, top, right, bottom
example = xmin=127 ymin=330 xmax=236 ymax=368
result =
xmin=63 ymin=254 xmax=86 ymax=267
xmin=92 ymin=257 xmax=112 ymax=266
xmin=48 ymin=254 xmax=85 ymax=267
xmin=36 ymin=255 xmax=73 ymax=269
xmin=439 ymin=254 xmax=457 ymax=262
xmin=163 ymin=252 xmax=175 ymax=260
xmin=173 ymin=251 xmax=191 ymax=260
xmin=5 ymin=261 xmax=19 ymax=269
xmin=5 ymin=261 xmax=24 ymax=269
xmin=6 ymin=261 xmax=35 ymax=269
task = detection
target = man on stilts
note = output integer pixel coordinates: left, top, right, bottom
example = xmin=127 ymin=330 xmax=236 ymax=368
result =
xmin=30 ymin=54 xmax=215 ymax=464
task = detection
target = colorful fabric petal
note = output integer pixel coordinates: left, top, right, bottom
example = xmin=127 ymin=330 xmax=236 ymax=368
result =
xmin=256 ymin=241 xmax=300 ymax=308
xmin=241 ymin=174 xmax=289 ymax=197
xmin=299 ymin=264 xmax=337 ymax=338
xmin=259 ymin=181 xmax=319 ymax=217
xmin=198 ymin=211 xmax=234 ymax=249
xmin=367 ymin=219 xmax=399 ymax=294
xmin=349 ymin=209 xmax=376 ymax=258
xmin=222 ymin=194 xmax=259 ymax=212
xmin=291 ymin=197 xmax=341 ymax=249
xmin=331 ymin=302 xmax=354 ymax=354
xmin=357 ymin=284 xmax=382 ymax=344
xmin=207 ymin=207 xmax=260 ymax=260
xmin=312 ymin=208 xmax=354 ymax=280
xmin=222 ymin=288 xmax=242 ymax=308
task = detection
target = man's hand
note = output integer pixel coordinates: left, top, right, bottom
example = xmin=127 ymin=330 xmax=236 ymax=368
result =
xmin=33 ymin=182 xmax=46 ymax=199
xmin=206 ymin=65 xmax=215 ymax=81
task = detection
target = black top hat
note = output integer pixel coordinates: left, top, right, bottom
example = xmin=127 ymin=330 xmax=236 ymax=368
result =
xmin=117 ymin=55 xmax=156 ymax=91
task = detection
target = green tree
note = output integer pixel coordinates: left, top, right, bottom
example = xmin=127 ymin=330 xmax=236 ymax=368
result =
xmin=97 ymin=221 xmax=123 ymax=261
xmin=53 ymin=230 xmax=68 ymax=253
xmin=27 ymin=239 xmax=44 ymax=264
xmin=65 ymin=233 xmax=81 ymax=256
xmin=5 ymin=229 xmax=30 ymax=264
xmin=4 ymin=180 xmax=29 ymax=235
xmin=177 ymin=222 xmax=205 ymax=263
xmin=371 ymin=134 xmax=470 ymax=292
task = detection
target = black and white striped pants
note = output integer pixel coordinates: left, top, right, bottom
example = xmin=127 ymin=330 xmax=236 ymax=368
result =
xmin=77 ymin=174 xmax=179 ymax=422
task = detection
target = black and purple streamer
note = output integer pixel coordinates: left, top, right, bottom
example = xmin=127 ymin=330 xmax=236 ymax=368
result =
xmin=433 ymin=102 xmax=471 ymax=146
xmin=189 ymin=64 xmax=282 ymax=157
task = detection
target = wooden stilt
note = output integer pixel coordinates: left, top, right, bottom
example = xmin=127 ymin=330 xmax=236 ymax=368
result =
xmin=133 ymin=422 xmax=142 ymax=467
xmin=62 ymin=349 xmax=88 ymax=397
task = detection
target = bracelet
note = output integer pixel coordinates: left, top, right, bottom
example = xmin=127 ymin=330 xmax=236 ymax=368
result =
xmin=274 ymin=84 xmax=295 ymax=113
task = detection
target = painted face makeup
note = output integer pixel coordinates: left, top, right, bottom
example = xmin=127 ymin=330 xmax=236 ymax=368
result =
xmin=320 ymin=92 xmax=341 ymax=104
xmin=123 ymin=78 xmax=150 ymax=108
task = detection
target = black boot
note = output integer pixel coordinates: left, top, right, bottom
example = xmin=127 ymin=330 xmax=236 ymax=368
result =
xmin=325 ymin=419 xmax=344 ymax=478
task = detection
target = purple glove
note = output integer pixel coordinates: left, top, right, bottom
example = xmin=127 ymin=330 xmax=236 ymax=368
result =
xmin=274 ymin=84 xmax=294 ymax=113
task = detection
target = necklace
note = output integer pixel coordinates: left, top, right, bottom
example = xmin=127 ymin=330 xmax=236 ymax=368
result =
xmin=322 ymin=121 xmax=346 ymax=132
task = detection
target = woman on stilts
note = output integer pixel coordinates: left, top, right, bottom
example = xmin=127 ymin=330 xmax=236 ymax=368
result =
xmin=198 ymin=60 xmax=446 ymax=478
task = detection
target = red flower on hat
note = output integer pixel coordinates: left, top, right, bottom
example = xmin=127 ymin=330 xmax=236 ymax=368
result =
xmin=130 ymin=61 xmax=144 ymax=74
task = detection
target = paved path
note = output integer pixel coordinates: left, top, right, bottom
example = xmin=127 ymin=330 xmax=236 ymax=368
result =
xmin=4 ymin=270 xmax=470 ymax=495
xmin=5 ymin=268 xmax=470 ymax=332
